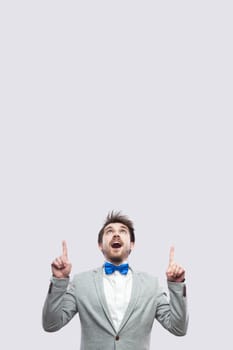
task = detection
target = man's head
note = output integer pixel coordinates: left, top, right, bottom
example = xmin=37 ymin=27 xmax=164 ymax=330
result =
xmin=98 ymin=211 xmax=135 ymax=264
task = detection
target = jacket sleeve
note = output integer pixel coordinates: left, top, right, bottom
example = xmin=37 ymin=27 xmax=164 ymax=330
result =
xmin=42 ymin=277 xmax=78 ymax=332
xmin=155 ymin=281 xmax=189 ymax=336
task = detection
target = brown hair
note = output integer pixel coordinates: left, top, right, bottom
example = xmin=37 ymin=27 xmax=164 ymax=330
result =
xmin=98 ymin=211 xmax=135 ymax=244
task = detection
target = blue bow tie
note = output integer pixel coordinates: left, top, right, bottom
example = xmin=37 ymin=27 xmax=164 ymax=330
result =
xmin=104 ymin=262 xmax=129 ymax=275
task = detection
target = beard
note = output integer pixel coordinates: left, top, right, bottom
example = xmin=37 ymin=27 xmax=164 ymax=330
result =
xmin=102 ymin=248 xmax=131 ymax=265
xmin=109 ymin=256 xmax=124 ymax=264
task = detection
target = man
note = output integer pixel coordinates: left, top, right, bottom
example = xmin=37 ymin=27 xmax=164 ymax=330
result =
xmin=42 ymin=211 xmax=188 ymax=350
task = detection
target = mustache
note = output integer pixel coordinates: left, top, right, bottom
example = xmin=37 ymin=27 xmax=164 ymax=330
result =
xmin=110 ymin=238 xmax=123 ymax=246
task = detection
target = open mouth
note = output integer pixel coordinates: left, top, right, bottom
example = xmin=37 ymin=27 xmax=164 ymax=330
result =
xmin=111 ymin=242 xmax=122 ymax=249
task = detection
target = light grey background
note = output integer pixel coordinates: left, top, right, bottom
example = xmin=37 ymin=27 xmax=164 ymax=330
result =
xmin=1 ymin=1 xmax=232 ymax=349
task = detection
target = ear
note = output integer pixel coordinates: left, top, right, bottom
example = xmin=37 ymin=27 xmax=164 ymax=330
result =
xmin=98 ymin=243 xmax=103 ymax=252
xmin=130 ymin=241 xmax=135 ymax=251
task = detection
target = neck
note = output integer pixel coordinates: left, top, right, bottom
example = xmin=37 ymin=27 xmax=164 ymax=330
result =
xmin=106 ymin=259 xmax=128 ymax=266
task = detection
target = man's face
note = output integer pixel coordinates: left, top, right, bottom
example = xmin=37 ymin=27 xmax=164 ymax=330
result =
xmin=99 ymin=222 xmax=135 ymax=264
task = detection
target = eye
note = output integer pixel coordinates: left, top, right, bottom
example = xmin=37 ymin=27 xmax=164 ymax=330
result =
xmin=120 ymin=230 xmax=127 ymax=234
xmin=106 ymin=230 xmax=112 ymax=235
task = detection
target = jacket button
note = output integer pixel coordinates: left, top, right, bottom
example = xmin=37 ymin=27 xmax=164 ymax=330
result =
xmin=115 ymin=335 xmax=120 ymax=341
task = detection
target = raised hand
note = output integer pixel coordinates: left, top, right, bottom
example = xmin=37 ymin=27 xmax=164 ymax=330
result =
xmin=166 ymin=246 xmax=185 ymax=282
xmin=51 ymin=240 xmax=72 ymax=278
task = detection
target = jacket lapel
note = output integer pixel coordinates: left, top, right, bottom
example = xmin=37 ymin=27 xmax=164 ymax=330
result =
xmin=118 ymin=270 xmax=141 ymax=333
xmin=93 ymin=267 xmax=116 ymax=332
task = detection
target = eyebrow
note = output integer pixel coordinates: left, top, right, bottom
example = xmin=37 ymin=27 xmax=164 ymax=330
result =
xmin=104 ymin=225 xmax=128 ymax=231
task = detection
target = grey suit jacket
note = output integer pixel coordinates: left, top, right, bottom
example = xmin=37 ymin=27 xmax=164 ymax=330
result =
xmin=42 ymin=267 xmax=188 ymax=350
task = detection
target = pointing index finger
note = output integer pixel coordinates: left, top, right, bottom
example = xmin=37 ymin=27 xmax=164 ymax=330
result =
xmin=169 ymin=246 xmax=175 ymax=264
xmin=62 ymin=240 xmax=68 ymax=258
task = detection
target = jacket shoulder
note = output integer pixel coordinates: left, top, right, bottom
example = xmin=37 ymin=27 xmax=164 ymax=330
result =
xmin=134 ymin=270 xmax=160 ymax=286
xmin=72 ymin=267 xmax=102 ymax=282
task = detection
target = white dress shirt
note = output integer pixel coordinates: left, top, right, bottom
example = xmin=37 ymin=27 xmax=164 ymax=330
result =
xmin=103 ymin=262 xmax=132 ymax=331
